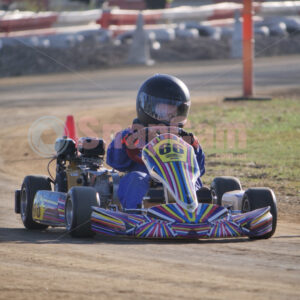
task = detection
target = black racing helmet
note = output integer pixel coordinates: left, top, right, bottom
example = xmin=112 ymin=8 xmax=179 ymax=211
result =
xmin=136 ymin=74 xmax=191 ymax=127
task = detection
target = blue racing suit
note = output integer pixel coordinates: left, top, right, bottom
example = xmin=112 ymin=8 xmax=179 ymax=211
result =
xmin=106 ymin=128 xmax=205 ymax=209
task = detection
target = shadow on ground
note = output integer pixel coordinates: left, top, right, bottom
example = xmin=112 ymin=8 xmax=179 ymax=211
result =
xmin=0 ymin=227 xmax=281 ymax=245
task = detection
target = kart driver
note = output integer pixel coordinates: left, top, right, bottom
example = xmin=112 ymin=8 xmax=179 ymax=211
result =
xmin=106 ymin=74 xmax=206 ymax=209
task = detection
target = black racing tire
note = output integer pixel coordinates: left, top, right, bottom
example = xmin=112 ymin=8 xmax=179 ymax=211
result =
xmin=210 ymin=176 xmax=242 ymax=205
xmin=65 ymin=186 xmax=98 ymax=238
xmin=20 ymin=175 xmax=51 ymax=230
xmin=242 ymin=188 xmax=277 ymax=239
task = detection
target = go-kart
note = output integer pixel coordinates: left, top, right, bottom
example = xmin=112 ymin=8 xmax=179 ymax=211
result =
xmin=15 ymin=126 xmax=277 ymax=240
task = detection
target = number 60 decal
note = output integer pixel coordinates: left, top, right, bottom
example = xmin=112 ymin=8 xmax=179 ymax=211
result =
xmin=159 ymin=143 xmax=184 ymax=155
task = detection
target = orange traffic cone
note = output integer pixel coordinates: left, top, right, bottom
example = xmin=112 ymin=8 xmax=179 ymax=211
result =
xmin=64 ymin=115 xmax=78 ymax=144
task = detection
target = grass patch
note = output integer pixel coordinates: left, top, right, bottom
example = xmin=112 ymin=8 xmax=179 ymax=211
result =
xmin=187 ymin=98 xmax=300 ymax=201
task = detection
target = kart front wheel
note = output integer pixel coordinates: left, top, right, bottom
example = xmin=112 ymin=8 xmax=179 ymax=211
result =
xmin=242 ymin=188 xmax=277 ymax=239
xmin=65 ymin=186 xmax=98 ymax=238
xmin=211 ymin=176 xmax=242 ymax=205
xmin=20 ymin=175 xmax=51 ymax=230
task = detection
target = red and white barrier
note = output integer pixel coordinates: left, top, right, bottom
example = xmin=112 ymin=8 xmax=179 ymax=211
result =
xmin=160 ymin=2 xmax=300 ymax=22
xmin=0 ymin=11 xmax=57 ymax=33
xmin=0 ymin=9 xmax=101 ymax=33
xmin=1 ymin=1 xmax=300 ymax=34
xmin=201 ymin=15 xmax=263 ymax=28
xmin=260 ymin=1 xmax=300 ymax=16
xmin=162 ymin=3 xmax=243 ymax=22
xmin=98 ymin=2 xmax=300 ymax=29
xmin=56 ymin=9 xmax=102 ymax=26
xmin=0 ymin=23 xmax=101 ymax=38
xmin=98 ymin=9 xmax=162 ymax=28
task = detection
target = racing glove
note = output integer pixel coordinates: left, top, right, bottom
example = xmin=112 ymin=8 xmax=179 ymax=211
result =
xmin=180 ymin=129 xmax=200 ymax=150
xmin=122 ymin=132 xmax=139 ymax=149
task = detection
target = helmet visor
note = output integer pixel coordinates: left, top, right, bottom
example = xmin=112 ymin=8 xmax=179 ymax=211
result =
xmin=140 ymin=92 xmax=190 ymax=124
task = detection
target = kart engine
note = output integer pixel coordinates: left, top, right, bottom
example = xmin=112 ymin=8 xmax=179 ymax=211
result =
xmin=55 ymin=137 xmax=77 ymax=160
xmin=53 ymin=137 xmax=119 ymax=208
xmin=78 ymin=137 xmax=105 ymax=157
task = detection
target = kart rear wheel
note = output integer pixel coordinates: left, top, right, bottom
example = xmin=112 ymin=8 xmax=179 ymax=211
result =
xmin=242 ymin=188 xmax=277 ymax=239
xmin=211 ymin=176 xmax=242 ymax=205
xmin=20 ymin=175 xmax=51 ymax=230
xmin=65 ymin=186 xmax=98 ymax=238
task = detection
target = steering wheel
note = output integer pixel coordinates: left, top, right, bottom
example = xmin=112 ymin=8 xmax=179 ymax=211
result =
xmin=125 ymin=126 xmax=184 ymax=164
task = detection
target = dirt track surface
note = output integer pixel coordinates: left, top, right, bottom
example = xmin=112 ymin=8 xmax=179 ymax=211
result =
xmin=0 ymin=56 xmax=299 ymax=299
